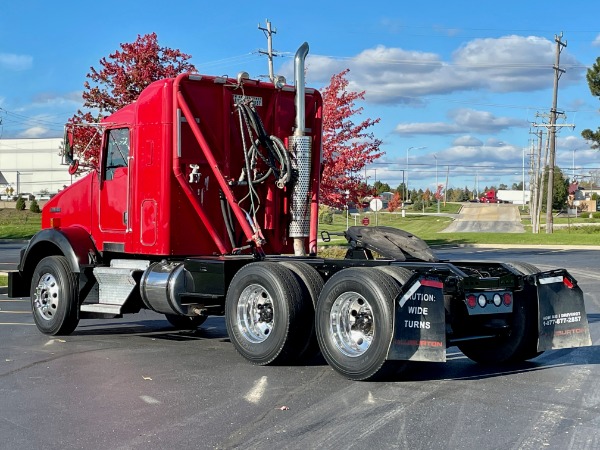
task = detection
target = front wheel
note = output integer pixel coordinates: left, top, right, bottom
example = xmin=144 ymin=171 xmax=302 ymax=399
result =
xmin=30 ymin=256 xmax=79 ymax=335
xmin=316 ymin=268 xmax=401 ymax=381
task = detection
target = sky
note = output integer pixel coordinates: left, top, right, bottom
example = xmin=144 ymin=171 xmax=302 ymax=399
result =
xmin=1 ymin=0 xmax=600 ymax=194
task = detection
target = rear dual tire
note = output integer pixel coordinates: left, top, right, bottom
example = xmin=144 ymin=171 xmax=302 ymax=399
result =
xmin=225 ymin=262 xmax=315 ymax=365
xmin=316 ymin=268 xmax=402 ymax=381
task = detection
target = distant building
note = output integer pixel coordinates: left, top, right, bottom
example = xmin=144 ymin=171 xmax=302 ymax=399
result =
xmin=0 ymin=138 xmax=74 ymax=197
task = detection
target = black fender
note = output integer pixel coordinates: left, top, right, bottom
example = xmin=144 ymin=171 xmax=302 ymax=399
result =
xmin=19 ymin=227 xmax=100 ymax=278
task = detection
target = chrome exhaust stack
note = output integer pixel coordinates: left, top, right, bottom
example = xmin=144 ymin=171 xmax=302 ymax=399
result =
xmin=289 ymin=42 xmax=312 ymax=256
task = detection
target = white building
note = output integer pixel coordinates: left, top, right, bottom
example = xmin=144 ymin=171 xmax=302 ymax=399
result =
xmin=0 ymin=138 xmax=74 ymax=197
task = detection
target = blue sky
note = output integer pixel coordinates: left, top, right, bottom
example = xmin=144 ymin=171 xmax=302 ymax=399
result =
xmin=1 ymin=0 xmax=600 ymax=192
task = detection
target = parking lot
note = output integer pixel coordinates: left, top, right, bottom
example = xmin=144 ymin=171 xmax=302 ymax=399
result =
xmin=1 ymin=247 xmax=600 ymax=449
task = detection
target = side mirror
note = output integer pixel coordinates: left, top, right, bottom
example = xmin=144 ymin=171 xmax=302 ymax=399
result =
xmin=63 ymin=126 xmax=75 ymax=164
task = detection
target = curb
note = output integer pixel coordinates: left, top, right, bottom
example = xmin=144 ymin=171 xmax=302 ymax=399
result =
xmin=432 ymin=243 xmax=600 ymax=251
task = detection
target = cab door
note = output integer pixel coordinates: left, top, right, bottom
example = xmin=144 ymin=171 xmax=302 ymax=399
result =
xmin=99 ymin=128 xmax=130 ymax=237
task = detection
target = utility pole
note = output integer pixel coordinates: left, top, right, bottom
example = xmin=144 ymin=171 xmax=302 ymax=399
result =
xmin=258 ymin=19 xmax=277 ymax=83
xmin=528 ymin=127 xmax=543 ymax=233
xmin=545 ymin=33 xmax=566 ymax=234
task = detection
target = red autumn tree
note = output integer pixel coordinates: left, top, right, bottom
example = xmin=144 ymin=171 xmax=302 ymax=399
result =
xmin=388 ymin=191 xmax=401 ymax=212
xmin=67 ymin=32 xmax=196 ymax=172
xmin=319 ymin=69 xmax=383 ymax=208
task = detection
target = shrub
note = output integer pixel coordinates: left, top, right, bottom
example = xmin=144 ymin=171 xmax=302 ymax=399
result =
xmin=319 ymin=205 xmax=333 ymax=225
xmin=15 ymin=197 xmax=26 ymax=211
xmin=29 ymin=199 xmax=41 ymax=213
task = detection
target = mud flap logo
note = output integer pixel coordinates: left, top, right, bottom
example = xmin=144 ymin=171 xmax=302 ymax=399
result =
xmin=537 ymin=273 xmax=592 ymax=351
xmin=388 ymin=277 xmax=446 ymax=362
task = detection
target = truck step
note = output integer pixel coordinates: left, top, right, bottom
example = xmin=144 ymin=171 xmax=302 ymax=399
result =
xmin=109 ymin=259 xmax=150 ymax=270
xmin=80 ymin=303 xmax=123 ymax=314
xmin=93 ymin=267 xmax=139 ymax=305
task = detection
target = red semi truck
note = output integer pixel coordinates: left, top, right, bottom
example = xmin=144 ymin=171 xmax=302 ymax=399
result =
xmin=480 ymin=190 xmax=500 ymax=203
xmin=8 ymin=43 xmax=591 ymax=380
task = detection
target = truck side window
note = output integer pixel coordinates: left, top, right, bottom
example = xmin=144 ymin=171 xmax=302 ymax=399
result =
xmin=104 ymin=128 xmax=130 ymax=181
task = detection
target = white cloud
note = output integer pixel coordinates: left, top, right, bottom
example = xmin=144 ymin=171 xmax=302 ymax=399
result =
xmin=31 ymin=91 xmax=82 ymax=107
xmin=19 ymin=126 xmax=51 ymax=138
xmin=394 ymin=108 xmax=528 ymax=136
xmin=294 ymin=35 xmax=583 ymax=105
xmin=443 ymin=142 xmax=521 ymax=166
xmin=453 ymin=135 xmax=483 ymax=146
xmin=0 ymin=52 xmax=33 ymax=71
xmin=593 ymin=34 xmax=600 ymax=47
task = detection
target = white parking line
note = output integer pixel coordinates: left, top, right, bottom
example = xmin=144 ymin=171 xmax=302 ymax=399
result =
xmin=244 ymin=376 xmax=268 ymax=404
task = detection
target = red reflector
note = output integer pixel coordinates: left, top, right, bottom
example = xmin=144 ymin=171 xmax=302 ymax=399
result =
xmin=467 ymin=295 xmax=477 ymax=308
xmin=503 ymin=293 xmax=512 ymax=306
xmin=563 ymin=277 xmax=573 ymax=289
xmin=50 ymin=217 xmax=61 ymax=228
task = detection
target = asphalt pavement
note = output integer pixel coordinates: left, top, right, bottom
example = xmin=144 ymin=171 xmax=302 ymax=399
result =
xmin=1 ymin=247 xmax=600 ymax=449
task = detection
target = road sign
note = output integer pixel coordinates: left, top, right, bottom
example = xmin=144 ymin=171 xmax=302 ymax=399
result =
xmin=370 ymin=198 xmax=383 ymax=212
xmin=362 ymin=217 xmax=370 ymax=226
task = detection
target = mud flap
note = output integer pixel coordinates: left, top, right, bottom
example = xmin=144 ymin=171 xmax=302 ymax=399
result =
xmin=388 ymin=276 xmax=446 ymax=362
xmin=537 ymin=270 xmax=592 ymax=351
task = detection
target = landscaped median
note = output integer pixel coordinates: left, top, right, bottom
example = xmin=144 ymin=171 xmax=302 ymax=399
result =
xmin=318 ymin=209 xmax=600 ymax=247
xmin=0 ymin=209 xmax=42 ymax=240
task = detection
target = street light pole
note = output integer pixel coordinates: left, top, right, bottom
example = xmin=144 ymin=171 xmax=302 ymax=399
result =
xmin=522 ymin=146 xmax=526 ymax=210
xmin=406 ymin=146 xmax=426 ymax=203
xmin=374 ymin=168 xmax=378 ymax=226
xmin=434 ymin=154 xmax=439 ymax=213
xmin=345 ymin=190 xmax=350 ymax=230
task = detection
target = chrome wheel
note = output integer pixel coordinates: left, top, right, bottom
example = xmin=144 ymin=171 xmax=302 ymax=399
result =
xmin=330 ymin=292 xmax=374 ymax=357
xmin=236 ymin=283 xmax=274 ymax=343
xmin=33 ymin=272 xmax=60 ymax=321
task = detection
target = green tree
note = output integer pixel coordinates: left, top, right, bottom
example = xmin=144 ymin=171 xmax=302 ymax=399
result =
xmin=395 ymin=183 xmax=406 ymax=198
xmin=373 ymin=181 xmax=391 ymax=195
xmin=582 ymin=57 xmax=600 ymax=148
xmin=541 ymin=166 xmax=569 ymax=211
xmin=29 ymin=199 xmax=41 ymax=213
xmin=15 ymin=197 xmax=26 ymax=211
xmin=318 ymin=205 xmax=334 ymax=224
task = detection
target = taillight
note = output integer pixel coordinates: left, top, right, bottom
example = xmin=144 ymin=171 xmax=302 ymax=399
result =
xmin=563 ymin=277 xmax=574 ymax=289
xmin=503 ymin=293 xmax=512 ymax=306
xmin=467 ymin=294 xmax=477 ymax=308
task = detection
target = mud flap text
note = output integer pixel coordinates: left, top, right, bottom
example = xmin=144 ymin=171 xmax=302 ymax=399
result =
xmin=537 ymin=273 xmax=592 ymax=351
xmin=389 ymin=277 xmax=446 ymax=362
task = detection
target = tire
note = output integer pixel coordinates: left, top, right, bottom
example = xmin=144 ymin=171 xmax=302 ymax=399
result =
xmin=165 ymin=314 xmax=207 ymax=330
xmin=279 ymin=261 xmax=324 ymax=361
xmin=316 ymin=268 xmax=401 ymax=381
xmin=457 ymin=261 xmax=542 ymax=364
xmin=505 ymin=261 xmax=540 ymax=276
xmin=374 ymin=266 xmax=413 ymax=286
xmin=225 ymin=262 xmax=311 ymax=365
xmin=30 ymin=256 xmax=79 ymax=336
